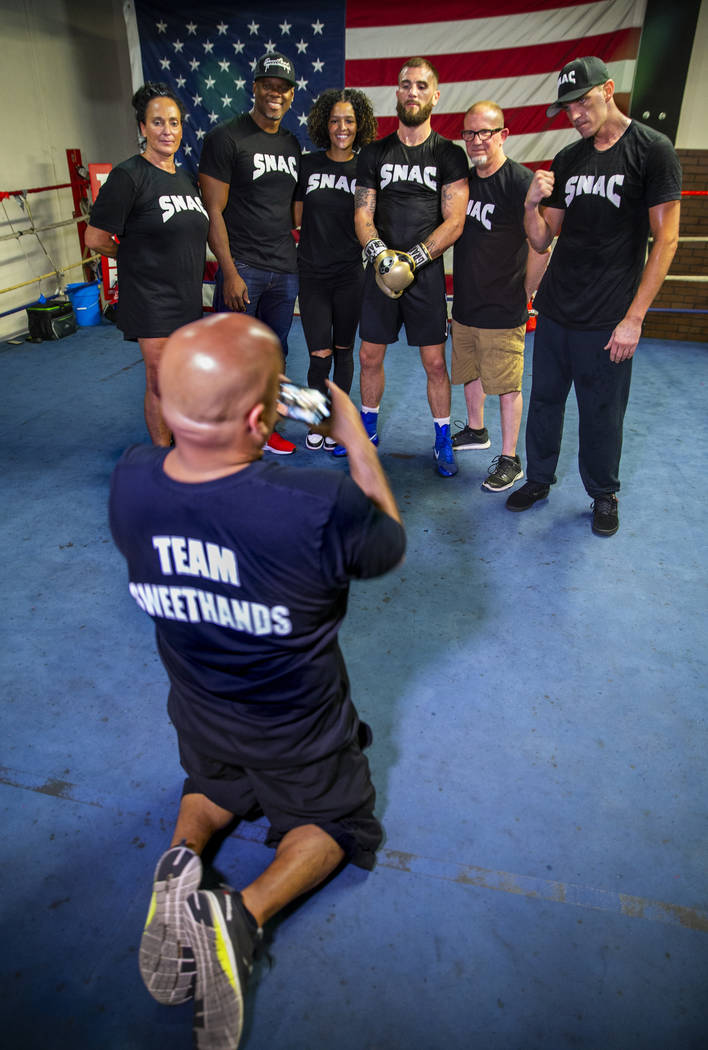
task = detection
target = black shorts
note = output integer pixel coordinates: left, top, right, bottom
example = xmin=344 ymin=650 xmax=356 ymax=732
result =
xmin=177 ymin=728 xmax=383 ymax=871
xmin=298 ymin=263 xmax=365 ymax=352
xmin=359 ymin=258 xmax=448 ymax=347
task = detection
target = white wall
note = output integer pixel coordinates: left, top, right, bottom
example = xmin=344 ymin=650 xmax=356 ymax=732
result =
xmin=0 ymin=0 xmax=135 ymax=339
xmin=676 ymin=0 xmax=708 ymax=149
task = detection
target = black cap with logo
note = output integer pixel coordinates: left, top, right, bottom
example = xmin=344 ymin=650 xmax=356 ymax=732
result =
xmin=546 ymin=56 xmax=610 ymax=118
xmin=253 ymin=52 xmax=296 ymax=86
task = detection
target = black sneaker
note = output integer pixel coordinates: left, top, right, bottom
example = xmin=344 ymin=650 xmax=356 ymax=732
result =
xmin=139 ymin=845 xmax=203 ymax=1005
xmin=451 ymin=421 xmax=490 ymax=450
xmin=186 ymin=887 xmax=261 ymax=1050
xmin=505 ymin=481 xmax=550 ymax=511
xmin=482 ymin=454 xmax=524 ymax=492
xmin=592 ymin=494 xmax=619 ymax=536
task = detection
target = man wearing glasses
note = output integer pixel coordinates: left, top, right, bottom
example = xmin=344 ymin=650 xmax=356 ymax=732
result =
xmin=451 ymin=101 xmax=549 ymax=492
xmin=507 ymin=57 xmax=681 ymax=535
xmin=336 ymin=57 xmax=469 ymax=477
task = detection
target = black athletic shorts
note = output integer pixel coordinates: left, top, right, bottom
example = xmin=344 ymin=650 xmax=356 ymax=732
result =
xmin=177 ymin=727 xmax=383 ymax=871
xmin=359 ymin=257 xmax=448 ymax=346
xmin=298 ymin=263 xmax=365 ymax=353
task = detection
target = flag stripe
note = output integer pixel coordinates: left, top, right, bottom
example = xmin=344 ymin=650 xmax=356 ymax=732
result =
xmin=345 ymin=27 xmax=641 ymax=86
xmin=373 ymin=91 xmax=631 ymax=144
xmin=345 ymin=0 xmax=646 ymax=57
xmin=345 ymin=0 xmax=601 ymax=30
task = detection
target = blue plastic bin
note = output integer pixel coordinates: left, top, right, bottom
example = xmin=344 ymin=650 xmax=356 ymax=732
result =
xmin=65 ymin=281 xmax=101 ymax=326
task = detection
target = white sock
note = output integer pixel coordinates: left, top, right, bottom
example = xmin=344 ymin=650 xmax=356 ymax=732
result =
xmin=433 ymin=416 xmax=450 ymax=427
xmin=361 ymin=405 xmax=379 ymax=415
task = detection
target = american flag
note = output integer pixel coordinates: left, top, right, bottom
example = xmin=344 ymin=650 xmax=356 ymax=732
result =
xmin=126 ymin=0 xmax=648 ymax=175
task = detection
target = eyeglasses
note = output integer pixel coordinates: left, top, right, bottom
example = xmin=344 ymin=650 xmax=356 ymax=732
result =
xmin=461 ymin=128 xmax=503 ymax=141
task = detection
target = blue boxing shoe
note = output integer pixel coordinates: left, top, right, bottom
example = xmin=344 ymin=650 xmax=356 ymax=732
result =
xmin=332 ymin=410 xmax=380 ymax=457
xmin=434 ymin=422 xmax=458 ymax=477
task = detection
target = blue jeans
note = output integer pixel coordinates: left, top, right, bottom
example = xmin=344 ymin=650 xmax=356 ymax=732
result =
xmin=213 ymin=262 xmax=298 ymax=358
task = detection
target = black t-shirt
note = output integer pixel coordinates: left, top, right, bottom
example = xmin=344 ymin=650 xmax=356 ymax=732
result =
xmin=295 ymin=152 xmax=361 ymax=276
xmin=199 ymin=113 xmax=300 ymax=272
xmin=89 ymin=155 xmax=209 ymax=339
xmin=534 ymin=121 xmax=682 ymax=330
xmin=356 ymin=130 xmax=468 ymax=248
xmin=452 ymin=158 xmax=533 ymax=328
xmin=109 ymin=447 xmax=405 ymax=768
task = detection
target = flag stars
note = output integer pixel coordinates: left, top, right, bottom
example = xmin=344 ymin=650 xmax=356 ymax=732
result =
xmin=185 ymin=21 xmax=197 ymax=35
xmin=312 ymin=20 xmax=324 ymax=34
xmin=297 ymin=113 xmax=308 ymax=126
xmin=279 ymin=21 xmax=291 ymax=35
xmin=204 ymin=75 xmax=216 ymax=89
xmin=218 ymin=59 xmax=230 ymax=72
xmin=208 ymin=111 xmax=219 ymax=124
xmin=216 ymin=22 xmax=228 ymax=35
xmin=192 ymin=93 xmax=203 ymax=106
xmin=172 ymin=39 xmax=184 ymax=53
xmin=183 ymin=144 xmax=192 ymax=155
xmin=221 ymin=94 xmax=232 ymax=107
xmin=312 ymin=59 xmax=324 ymax=72
xmin=234 ymin=77 xmax=246 ymax=90
xmin=247 ymin=20 xmax=259 ymax=35
xmin=295 ymin=39 xmax=308 ymax=53
xmin=264 ymin=41 xmax=276 ymax=53
xmin=159 ymin=57 xmax=171 ymax=70
xmin=203 ymin=40 xmax=214 ymax=54
xmin=156 ymin=20 xmax=167 ymax=33
xmin=176 ymin=75 xmax=186 ymax=88
xmin=189 ymin=58 xmax=200 ymax=71
xmin=195 ymin=128 xmax=206 ymax=140
xmin=232 ymin=40 xmax=245 ymax=54
xmin=296 ymin=76 xmax=309 ymax=91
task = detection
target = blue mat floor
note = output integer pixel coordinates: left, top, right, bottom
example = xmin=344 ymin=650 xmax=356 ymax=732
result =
xmin=1 ymin=320 xmax=707 ymax=1049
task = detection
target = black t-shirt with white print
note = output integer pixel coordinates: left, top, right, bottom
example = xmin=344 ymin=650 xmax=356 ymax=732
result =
xmin=199 ymin=112 xmax=300 ymax=272
xmin=452 ymin=158 xmax=533 ymax=329
xmin=295 ymin=151 xmax=361 ymax=276
xmin=89 ymin=154 xmax=209 ymax=339
xmin=356 ymin=130 xmax=468 ymax=248
xmin=534 ymin=120 xmax=682 ymax=330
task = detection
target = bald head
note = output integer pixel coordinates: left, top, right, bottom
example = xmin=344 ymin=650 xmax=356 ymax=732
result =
xmin=159 ymin=313 xmax=282 ymax=456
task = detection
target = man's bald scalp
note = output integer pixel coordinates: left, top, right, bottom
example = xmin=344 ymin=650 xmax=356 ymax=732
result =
xmin=160 ymin=313 xmax=282 ymax=430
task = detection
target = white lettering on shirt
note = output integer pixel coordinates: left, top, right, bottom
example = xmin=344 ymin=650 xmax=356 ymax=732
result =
xmin=379 ymin=163 xmax=437 ymax=191
xmin=305 ymin=173 xmax=356 ymax=195
xmin=466 ymin=199 xmax=495 ymax=231
xmin=564 ymin=173 xmax=624 ymax=208
xmin=253 ymin=152 xmax=298 ymax=181
xmin=159 ymin=194 xmax=209 ymax=223
xmin=152 ymin=536 xmax=240 ymax=585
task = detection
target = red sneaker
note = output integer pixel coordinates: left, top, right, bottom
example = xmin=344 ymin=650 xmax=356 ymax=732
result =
xmin=264 ymin=431 xmax=296 ymax=455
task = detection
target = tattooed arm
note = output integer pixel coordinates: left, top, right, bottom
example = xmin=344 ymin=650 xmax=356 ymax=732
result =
xmin=354 ymin=186 xmax=379 ymax=249
xmin=421 ymin=177 xmax=469 ymax=259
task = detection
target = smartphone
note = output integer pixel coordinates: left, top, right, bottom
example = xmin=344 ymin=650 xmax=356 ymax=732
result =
xmin=278 ymin=381 xmax=331 ymax=425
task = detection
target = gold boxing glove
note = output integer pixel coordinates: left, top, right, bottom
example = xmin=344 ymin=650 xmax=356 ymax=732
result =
xmin=374 ymin=249 xmax=416 ymax=299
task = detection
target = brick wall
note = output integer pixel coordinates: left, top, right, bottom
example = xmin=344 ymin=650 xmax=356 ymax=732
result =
xmin=643 ymin=148 xmax=708 ymax=342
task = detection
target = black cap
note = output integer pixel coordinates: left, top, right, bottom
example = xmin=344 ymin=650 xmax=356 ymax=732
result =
xmin=253 ymin=52 xmax=296 ymax=86
xmin=546 ymin=57 xmax=610 ymax=117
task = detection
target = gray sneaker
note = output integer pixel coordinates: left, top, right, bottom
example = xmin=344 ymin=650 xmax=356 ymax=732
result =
xmin=482 ymin=454 xmax=524 ymax=492
xmin=186 ymin=887 xmax=261 ymax=1050
xmin=451 ymin=422 xmax=490 ymax=450
xmin=139 ymin=845 xmax=203 ymax=1005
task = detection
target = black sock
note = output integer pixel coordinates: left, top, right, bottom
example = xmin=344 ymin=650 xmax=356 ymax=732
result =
xmin=307 ymin=354 xmax=332 ymax=395
xmin=332 ymin=345 xmax=354 ymax=394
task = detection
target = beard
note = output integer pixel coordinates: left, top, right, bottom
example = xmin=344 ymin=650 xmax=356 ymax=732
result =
xmin=396 ymin=97 xmax=434 ymax=127
xmin=467 ymin=153 xmax=488 ymax=167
